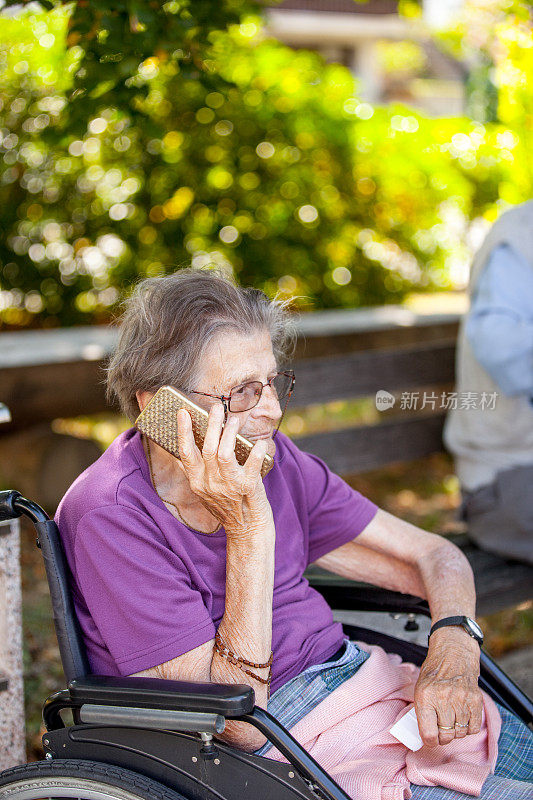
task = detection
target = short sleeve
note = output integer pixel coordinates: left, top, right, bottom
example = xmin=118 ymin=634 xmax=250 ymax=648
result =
xmin=74 ymin=504 xmax=215 ymax=675
xmin=284 ymin=440 xmax=379 ymax=565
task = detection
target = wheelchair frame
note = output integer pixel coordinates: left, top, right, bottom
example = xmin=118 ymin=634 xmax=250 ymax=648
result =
xmin=1 ymin=489 xmax=532 ymax=800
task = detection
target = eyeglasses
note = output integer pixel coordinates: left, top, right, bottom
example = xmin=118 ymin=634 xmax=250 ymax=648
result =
xmin=191 ymin=370 xmax=295 ymax=416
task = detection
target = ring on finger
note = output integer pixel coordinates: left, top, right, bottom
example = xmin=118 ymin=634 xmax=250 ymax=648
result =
xmin=454 ymin=723 xmax=469 ymax=729
xmin=437 ymin=725 xmax=455 ymax=731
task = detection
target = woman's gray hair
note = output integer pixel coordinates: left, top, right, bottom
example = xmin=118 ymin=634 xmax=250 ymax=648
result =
xmin=106 ymin=268 xmax=296 ymax=421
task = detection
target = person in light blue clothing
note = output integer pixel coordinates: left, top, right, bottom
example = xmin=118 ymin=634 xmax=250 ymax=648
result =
xmin=444 ymin=201 xmax=533 ymax=564
xmin=467 ymin=244 xmax=533 ymax=408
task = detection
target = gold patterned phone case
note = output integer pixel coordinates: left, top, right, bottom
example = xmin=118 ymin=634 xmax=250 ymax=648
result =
xmin=134 ymin=385 xmax=274 ymax=479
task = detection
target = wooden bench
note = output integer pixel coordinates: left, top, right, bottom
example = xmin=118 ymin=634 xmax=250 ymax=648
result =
xmin=1 ymin=305 xmax=532 ymax=616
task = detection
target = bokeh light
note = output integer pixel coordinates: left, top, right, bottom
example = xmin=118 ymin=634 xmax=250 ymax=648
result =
xmin=0 ymin=0 xmax=531 ymax=329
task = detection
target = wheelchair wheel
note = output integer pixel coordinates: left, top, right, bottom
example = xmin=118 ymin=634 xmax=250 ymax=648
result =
xmin=0 ymin=759 xmax=188 ymax=799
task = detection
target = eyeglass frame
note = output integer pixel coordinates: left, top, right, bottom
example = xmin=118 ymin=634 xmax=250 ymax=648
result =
xmin=189 ymin=370 xmax=295 ymax=438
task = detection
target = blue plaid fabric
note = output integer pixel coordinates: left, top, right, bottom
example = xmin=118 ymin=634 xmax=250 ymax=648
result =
xmin=254 ymin=638 xmax=369 ymax=757
xmin=493 ymin=703 xmax=533 ymax=781
xmin=411 ymin=774 xmax=533 ymax=799
xmin=254 ymin=641 xmax=533 ymax=798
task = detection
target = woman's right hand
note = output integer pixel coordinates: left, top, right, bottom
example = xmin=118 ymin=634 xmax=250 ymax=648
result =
xmin=176 ymin=403 xmax=274 ymax=538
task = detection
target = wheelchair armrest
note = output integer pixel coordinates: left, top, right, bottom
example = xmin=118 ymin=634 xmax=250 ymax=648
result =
xmin=305 ymin=566 xmax=429 ymax=617
xmin=68 ymin=674 xmax=255 ymax=717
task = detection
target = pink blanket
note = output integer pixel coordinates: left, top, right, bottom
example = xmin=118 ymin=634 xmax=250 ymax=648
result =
xmin=265 ymin=644 xmax=501 ymax=800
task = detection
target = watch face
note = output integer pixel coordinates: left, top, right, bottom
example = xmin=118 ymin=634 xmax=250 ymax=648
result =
xmin=465 ymin=618 xmax=483 ymax=640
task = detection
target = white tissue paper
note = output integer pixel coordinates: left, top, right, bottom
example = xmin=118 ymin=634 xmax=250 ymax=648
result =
xmin=389 ymin=707 xmax=424 ymax=751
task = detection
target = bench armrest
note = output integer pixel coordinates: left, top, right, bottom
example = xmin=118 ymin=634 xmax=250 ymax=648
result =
xmin=68 ymin=674 xmax=255 ymax=717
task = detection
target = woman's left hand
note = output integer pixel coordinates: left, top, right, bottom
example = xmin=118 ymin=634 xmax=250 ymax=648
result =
xmin=413 ymin=627 xmax=483 ymax=747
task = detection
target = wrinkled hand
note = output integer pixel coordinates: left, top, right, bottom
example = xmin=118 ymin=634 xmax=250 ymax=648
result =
xmin=414 ymin=627 xmax=482 ymax=747
xmin=177 ymin=403 xmax=274 ymax=538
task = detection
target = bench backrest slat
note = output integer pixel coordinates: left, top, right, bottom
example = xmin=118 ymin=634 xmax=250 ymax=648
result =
xmin=295 ymin=413 xmax=447 ymax=474
xmin=293 ymin=342 xmax=456 ymax=406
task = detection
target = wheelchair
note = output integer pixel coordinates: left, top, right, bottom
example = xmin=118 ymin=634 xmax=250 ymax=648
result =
xmin=1 ymin=489 xmax=532 ymax=800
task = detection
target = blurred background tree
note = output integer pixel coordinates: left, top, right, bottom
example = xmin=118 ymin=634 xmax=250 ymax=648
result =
xmin=436 ymin=0 xmax=533 ymax=201
xmin=0 ymin=0 xmax=531 ymax=328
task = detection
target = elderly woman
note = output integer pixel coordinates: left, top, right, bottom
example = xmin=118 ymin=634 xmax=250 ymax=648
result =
xmin=56 ymin=270 xmax=532 ymax=800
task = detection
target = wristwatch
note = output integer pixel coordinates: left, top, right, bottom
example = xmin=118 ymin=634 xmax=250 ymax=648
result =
xmin=428 ymin=616 xmax=484 ymax=646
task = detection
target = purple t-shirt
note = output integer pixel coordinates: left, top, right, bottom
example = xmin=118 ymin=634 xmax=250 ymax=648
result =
xmin=55 ymin=428 xmax=378 ymax=693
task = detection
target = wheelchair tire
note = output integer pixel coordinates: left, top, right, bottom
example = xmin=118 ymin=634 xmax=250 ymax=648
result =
xmin=0 ymin=759 xmax=188 ymax=800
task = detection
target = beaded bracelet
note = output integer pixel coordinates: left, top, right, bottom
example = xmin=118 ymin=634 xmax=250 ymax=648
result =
xmin=214 ymin=630 xmax=273 ymax=696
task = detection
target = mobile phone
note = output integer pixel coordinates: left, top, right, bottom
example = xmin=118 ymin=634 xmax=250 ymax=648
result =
xmin=134 ymin=385 xmax=274 ymax=479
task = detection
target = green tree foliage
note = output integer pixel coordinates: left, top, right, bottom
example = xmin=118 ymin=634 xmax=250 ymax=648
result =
xmin=437 ymin=0 xmax=533 ymax=204
xmin=0 ymin=0 xmax=531 ymax=328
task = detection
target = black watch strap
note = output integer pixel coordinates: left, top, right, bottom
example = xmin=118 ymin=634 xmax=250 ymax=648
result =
xmin=429 ymin=615 xmax=483 ymax=645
